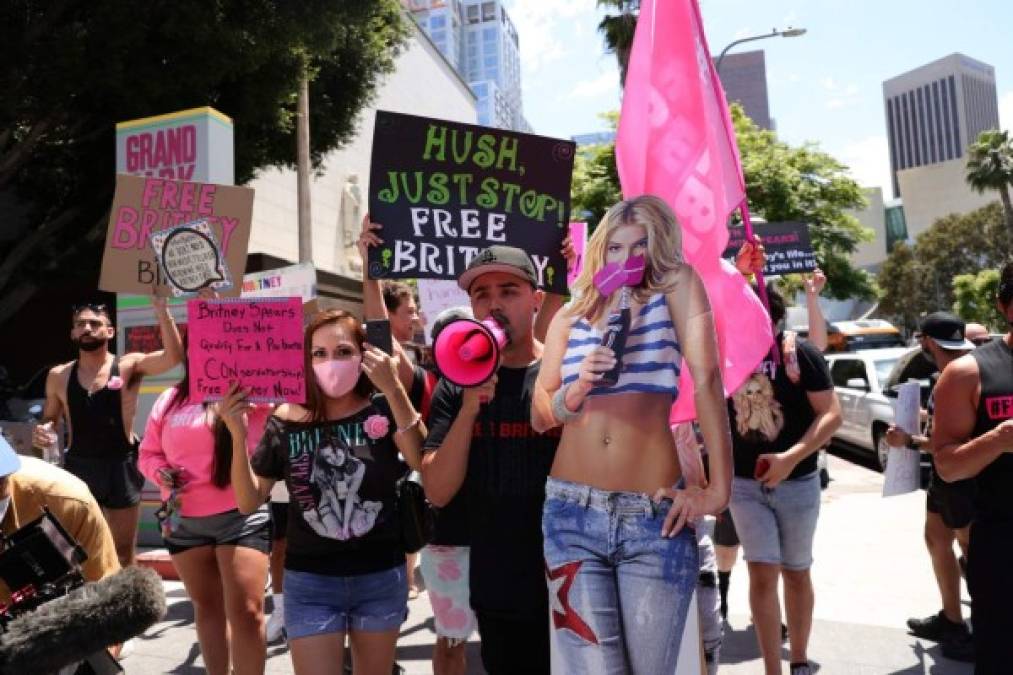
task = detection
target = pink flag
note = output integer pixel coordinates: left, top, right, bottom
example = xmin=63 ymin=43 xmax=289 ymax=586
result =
xmin=616 ymin=0 xmax=773 ymax=423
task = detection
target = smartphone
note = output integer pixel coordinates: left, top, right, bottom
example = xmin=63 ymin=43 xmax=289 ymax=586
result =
xmin=365 ymin=320 xmax=394 ymax=355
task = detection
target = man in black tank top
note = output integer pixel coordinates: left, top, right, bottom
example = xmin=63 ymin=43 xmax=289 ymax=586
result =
xmin=933 ymin=261 xmax=1013 ymax=674
xmin=32 ymin=299 xmax=182 ymax=567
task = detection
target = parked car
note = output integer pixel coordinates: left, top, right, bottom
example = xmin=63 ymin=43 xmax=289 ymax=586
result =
xmin=825 ymin=347 xmax=915 ymax=470
xmin=825 ymin=319 xmax=905 ymax=353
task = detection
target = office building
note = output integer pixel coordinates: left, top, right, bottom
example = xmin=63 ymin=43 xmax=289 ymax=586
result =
xmin=883 ymin=53 xmax=999 ymax=198
xmin=716 ymin=50 xmax=772 ymax=130
xmin=406 ymin=0 xmax=531 ymax=131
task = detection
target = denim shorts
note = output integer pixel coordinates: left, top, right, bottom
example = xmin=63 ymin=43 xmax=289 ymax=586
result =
xmin=729 ymin=472 xmax=820 ymax=571
xmin=542 ymin=477 xmax=699 ymax=674
xmin=284 ymin=564 xmax=408 ymax=639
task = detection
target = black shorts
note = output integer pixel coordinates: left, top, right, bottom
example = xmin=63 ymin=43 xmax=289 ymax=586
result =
xmin=925 ymin=467 xmax=976 ymax=530
xmin=968 ymin=521 xmax=1013 ymax=672
xmin=713 ymin=508 xmax=740 ymax=547
xmin=164 ymin=507 xmax=272 ymax=555
xmin=270 ymin=501 xmax=288 ymax=541
xmin=475 ymin=611 xmax=549 ymax=675
xmin=64 ymin=453 xmax=146 ymax=509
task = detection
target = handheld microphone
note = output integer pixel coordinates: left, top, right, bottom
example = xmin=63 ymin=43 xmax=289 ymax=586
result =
xmin=0 ymin=566 xmax=166 ymax=673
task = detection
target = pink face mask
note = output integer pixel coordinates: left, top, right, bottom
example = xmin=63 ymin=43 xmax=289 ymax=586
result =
xmin=593 ymin=255 xmax=646 ymax=296
xmin=312 ymin=357 xmax=362 ymax=399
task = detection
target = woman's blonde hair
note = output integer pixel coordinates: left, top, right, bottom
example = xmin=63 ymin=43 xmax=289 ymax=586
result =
xmin=569 ymin=194 xmax=684 ymax=324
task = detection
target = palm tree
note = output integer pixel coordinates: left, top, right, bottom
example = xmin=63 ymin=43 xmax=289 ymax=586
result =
xmin=597 ymin=0 xmax=639 ymax=88
xmin=966 ymin=129 xmax=1013 ymax=243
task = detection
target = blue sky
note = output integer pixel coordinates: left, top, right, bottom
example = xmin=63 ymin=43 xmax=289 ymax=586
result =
xmin=504 ymin=0 xmax=1013 ymax=198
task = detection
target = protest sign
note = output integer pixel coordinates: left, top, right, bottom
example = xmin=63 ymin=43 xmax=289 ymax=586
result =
xmin=724 ymin=221 xmax=818 ymax=276
xmin=883 ymin=380 xmax=922 ymax=497
xmin=417 ymin=279 xmax=471 ymax=345
xmin=99 ymin=174 xmax=253 ymax=296
xmin=186 ymin=297 xmax=305 ymax=403
xmin=241 ymin=262 xmax=319 ymax=320
xmin=567 ymin=222 xmax=588 ymax=287
xmin=150 ymin=219 xmax=232 ymax=296
xmin=368 ymin=111 xmax=576 ymax=294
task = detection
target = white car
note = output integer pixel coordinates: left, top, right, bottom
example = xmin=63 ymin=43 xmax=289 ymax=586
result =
xmin=825 ymin=347 xmax=915 ymax=470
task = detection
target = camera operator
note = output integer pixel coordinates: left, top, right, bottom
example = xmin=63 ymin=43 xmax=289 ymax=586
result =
xmin=0 ymin=435 xmax=120 ymax=603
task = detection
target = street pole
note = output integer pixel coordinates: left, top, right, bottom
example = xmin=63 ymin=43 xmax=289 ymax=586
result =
xmin=715 ymin=27 xmax=807 ymax=75
xmin=296 ymin=75 xmax=313 ymax=264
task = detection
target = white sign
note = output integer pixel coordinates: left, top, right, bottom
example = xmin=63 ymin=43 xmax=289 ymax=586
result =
xmin=883 ymin=380 xmax=922 ymax=497
xmin=241 ymin=262 xmax=318 ymax=304
xmin=417 ymin=279 xmax=470 ymax=345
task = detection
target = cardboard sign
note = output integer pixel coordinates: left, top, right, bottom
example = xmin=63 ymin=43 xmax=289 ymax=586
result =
xmin=567 ymin=222 xmax=588 ymax=287
xmin=99 ymin=174 xmax=253 ymax=296
xmin=186 ymin=298 xmax=305 ymax=403
xmin=724 ymin=221 xmax=818 ymax=276
xmin=417 ymin=279 xmax=471 ymax=345
xmin=150 ymin=219 xmax=232 ymax=296
xmin=368 ymin=111 xmax=576 ymax=294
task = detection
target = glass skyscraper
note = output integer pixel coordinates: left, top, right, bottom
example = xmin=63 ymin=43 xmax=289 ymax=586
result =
xmin=405 ymin=0 xmax=531 ymax=132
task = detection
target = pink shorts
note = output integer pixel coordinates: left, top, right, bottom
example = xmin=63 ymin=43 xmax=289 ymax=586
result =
xmin=420 ymin=545 xmax=477 ymax=642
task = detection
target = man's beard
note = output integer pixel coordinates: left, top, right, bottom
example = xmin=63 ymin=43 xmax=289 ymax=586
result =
xmin=74 ymin=336 xmax=107 ymax=352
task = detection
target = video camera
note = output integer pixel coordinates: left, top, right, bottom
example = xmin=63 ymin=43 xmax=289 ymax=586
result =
xmin=0 ymin=507 xmax=124 ymax=674
xmin=0 ymin=507 xmax=88 ymax=628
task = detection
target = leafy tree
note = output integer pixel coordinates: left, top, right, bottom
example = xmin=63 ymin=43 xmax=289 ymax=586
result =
xmin=877 ymin=202 xmax=1010 ymax=324
xmin=571 ymin=113 xmax=621 ymax=228
xmin=731 ymin=106 xmax=874 ymax=300
xmin=953 ymin=269 xmax=1003 ymax=331
xmin=568 ymin=105 xmax=875 ymax=299
xmin=876 ymin=242 xmax=927 ymax=334
xmin=965 ymin=129 xmax=1013 ymax=241
xmin=596 ymin=1 xmax=639 ymax=87
xmin=0 ymin=1 xmax=408 ymax=324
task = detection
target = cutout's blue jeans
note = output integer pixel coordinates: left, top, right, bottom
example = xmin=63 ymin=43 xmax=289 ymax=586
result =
xmin=542 ymin=477 xmax=699 ymax=675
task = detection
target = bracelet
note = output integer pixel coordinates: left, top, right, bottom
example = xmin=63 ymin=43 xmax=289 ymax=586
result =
xmin=551 ymin=384 xmax=584 ymax=424
xmin=396 ymin=414 xmax=422 ymax=434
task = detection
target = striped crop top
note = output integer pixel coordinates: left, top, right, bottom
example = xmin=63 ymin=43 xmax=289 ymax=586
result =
xmin=561 ymin=293 xmax=682 ymax=398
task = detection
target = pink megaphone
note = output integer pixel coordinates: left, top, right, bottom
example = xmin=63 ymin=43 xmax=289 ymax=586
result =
xmin=433 ymin=315 xmax=509 ymax=387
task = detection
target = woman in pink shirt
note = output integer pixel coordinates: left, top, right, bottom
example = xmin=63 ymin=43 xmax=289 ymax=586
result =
xmin=140 ymin=355 xmax=273 ymax=675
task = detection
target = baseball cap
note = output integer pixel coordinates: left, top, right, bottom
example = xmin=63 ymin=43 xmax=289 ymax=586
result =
xmin=920 ymin=312 xmax=975 ymax=351
xmin=0 ymin=433 xmax=22 ymax=477
xmin=457 ymin=245 xmax=538 ymax=292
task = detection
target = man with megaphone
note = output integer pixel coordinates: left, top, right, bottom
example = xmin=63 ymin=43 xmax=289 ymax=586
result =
xmin=419 ymin=243 xmax=572 ymax=675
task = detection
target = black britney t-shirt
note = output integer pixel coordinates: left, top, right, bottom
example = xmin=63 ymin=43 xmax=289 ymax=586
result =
xmin=729 ymin=336 xmax=833 ymax=480
xmin=251 ymin=396 xmax=404 ymax=576
xmin=424 ymin=362 xmax=561 ymax=619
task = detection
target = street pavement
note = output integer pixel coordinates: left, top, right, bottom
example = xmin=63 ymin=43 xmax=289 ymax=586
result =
xmin=122 ymin=453 xmax=974 ymax=674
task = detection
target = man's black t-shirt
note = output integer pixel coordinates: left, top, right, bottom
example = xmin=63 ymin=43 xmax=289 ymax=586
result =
xmin=729 ymin=336 xmax=833 ymax=480
xmin=424 ymin=362 xmax=561 ymax=618
xmin=251 ymin=396 xmax=404 ymax=576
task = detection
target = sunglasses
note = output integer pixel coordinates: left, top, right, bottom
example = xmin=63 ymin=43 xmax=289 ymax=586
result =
xmin=971 ymin=337 xmax=992 ymax=346
xmin=72 ymin=302 xmax=109 ymax=313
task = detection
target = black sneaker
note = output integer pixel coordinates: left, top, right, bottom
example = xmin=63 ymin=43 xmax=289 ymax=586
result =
xmin=906 ymin=611 xmax=968 ymax=643
xmin=942 ymin=632 xmax=975 ymax=663
xmin=789 ymin=662 xmax=812 ymax=675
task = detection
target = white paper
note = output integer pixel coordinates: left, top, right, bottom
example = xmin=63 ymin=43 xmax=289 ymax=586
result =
xmin=882 ymin=380 xmax=922 ymax=497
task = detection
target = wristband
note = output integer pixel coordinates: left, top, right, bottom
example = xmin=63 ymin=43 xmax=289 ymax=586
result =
xmin=551 ymin=384 xmax=583 ymax=424
xmin=396 ymin=414 xmax=422 ymax=434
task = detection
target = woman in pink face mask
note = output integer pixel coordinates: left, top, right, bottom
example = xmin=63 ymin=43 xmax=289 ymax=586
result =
xmin=226 ymin=309 xmax=426 ymax=675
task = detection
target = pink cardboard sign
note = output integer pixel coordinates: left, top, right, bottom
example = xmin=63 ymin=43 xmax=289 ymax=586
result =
xmin=567 ymin=222 xmax=588 ymax=287
xmin=187 ymin=297 xmax=305 ymax=403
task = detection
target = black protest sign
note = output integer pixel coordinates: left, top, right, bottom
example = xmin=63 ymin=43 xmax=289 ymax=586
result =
xmin=368 ymin=111 xmax=575 ymax=293
xmin=724 ymin=221 xmax=818 ymax=275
